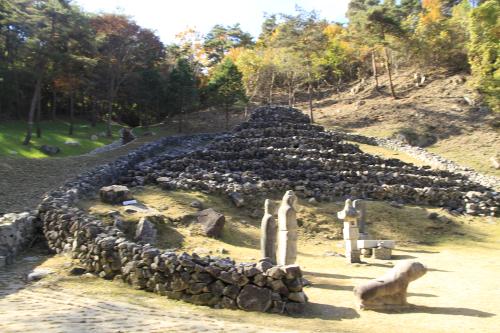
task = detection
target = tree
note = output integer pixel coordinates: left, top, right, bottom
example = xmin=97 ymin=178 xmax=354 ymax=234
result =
xmin=91 ymin=14 xmax=164 ymax=137
xmin=365 ymin=4 xmax=405 ymax=98
xmin=167 ymin=58 xmax=198 ymax=132
xmin=206 ymin=58 xmax=247 ymax=129
xmin=203 ymin=24 xmax=253 ymax=67
xmin=468 ymin=0 xmax=499 ymax=112
xmin=274 ymin=8 xmax=328 ymax=122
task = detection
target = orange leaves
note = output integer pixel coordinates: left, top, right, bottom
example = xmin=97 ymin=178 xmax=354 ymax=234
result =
xmin=421 ymin=0 xmax=444 ymax=25
xmin=53 ymin=75 xmax=80 ymax=93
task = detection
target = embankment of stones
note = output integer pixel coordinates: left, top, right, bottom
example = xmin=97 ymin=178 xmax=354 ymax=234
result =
xmin=37 ymin=133 xmax=307 ymax=314
xmin=118 ymin=106 xmax=499 ymax=217
xmin=339 ymin=132 xmax=500 ymax=192
xmin=0 ymin=212 xmax=41 ymax=267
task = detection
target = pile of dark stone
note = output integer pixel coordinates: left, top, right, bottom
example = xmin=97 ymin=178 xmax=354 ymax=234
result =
xmin=120 ymin=106 xmax=498 ymax=217
xmin=38 ymin=133 xmax=307 ymax=314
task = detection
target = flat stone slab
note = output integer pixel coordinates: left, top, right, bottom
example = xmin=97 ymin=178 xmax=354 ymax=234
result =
xmin=357 ymin=240 xmax=395 ymax=249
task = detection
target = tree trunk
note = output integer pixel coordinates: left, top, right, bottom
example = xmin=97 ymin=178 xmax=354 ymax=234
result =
xmin=91 ymin=100 xmax=97 ymax=127
xmin=269 ymin=71 xmax=275 ymax=105
xmin=51 ymin=89 xmax=57 ymax=120
xmin=307 ymin=70 xmax=314 ymax=123
xmin=35 ymin=87 xmax=42 ymax=138
xmin=288 ymin=73 xmax=294 ymax=107
xmin=308 ymin=83 xmax=313 ymax=123
xmin=68 ymin=92 xmax=74 ymax=135
xmin=372 ymin=50 xmax=379 ymax=90
xmin=23 ymin=75 xmax=42 ymax=145
xmin=244 ymin=105 xmax=249 ymax=120
xmin=384 ymin=47 xmax=396 ymax=99
xmin=106 ymin=78 xmax=115 ymax=138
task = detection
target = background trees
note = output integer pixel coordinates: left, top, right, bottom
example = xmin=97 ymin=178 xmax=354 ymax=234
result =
xmin=0 ymin=0 xmax=498 ymax=143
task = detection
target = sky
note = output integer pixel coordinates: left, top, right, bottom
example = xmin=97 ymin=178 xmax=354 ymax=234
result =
xmin=75 ymin=0 xmax=349 ymax=43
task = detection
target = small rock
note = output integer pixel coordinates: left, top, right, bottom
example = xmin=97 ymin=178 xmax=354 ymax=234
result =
xmin=90 ymin=134 xmax=99 ymax=141
xmin=190 ymin=200 xmax=203 ymax=210
xmin=307 ymin=197 xmax=318 ymax=205
xmin=64 ymin=140 xmax=81 ymax=146
xmin=427 ymin=212 xmax=439 ymax=220
xmin=216 ymin=247 xmax=228 ymax=254
xmin=491 ymin=156 xmax=500 ymax=170
xmin=39 ymin=145 xmax=60 ymax=156
xmin=69 ymin=267 xmax=86 ymax=276
xmin=389 ymin=201 xmax=403 ymax=208
xmin=228 ymin=192 xmax=245 ymax=208
xmin=27 ymin=268 xmax=53 ymax=282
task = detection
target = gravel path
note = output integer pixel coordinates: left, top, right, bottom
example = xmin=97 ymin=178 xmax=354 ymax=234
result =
xmin=0 ymin=255 xmax=282 ymax=333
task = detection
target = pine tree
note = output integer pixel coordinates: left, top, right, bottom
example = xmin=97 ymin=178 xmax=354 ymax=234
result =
xmin=206 ymin=58 xmax=247 ymax=129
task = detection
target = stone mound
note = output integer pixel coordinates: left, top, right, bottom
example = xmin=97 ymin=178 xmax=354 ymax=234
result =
xmin=120 ymin=106 xmax=498 ymax=217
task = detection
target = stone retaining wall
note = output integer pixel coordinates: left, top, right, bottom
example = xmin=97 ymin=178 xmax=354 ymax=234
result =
xmin=37 ymin=133 xmax=307 ymax=314
xmin=339 ymin=132 xmax=500 ymax=191
xmin=0 ymin=212 xmax=40 ymax=267
xmin=118 ymin=107 xmax=498 ymax=217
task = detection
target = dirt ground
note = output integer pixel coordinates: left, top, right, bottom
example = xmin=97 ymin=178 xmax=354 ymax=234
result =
xmin=309 ymin=69 xmax=500 ymax=177
xmin=2 ymin=188 xmax=499 ymax=333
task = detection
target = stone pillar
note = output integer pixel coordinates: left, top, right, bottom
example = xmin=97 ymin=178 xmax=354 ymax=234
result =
xmin=353 ymin=199 xmax=368 ymax=240
xmin=277 ymin=191 xmax=298 ymax=266
xmin=261 ymin=199 xmax=277 ymax=264
xmin=337 ymin=199 xmax=361 ymax=263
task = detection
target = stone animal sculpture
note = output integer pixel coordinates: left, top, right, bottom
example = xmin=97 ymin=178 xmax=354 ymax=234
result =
xmin=260 ymin=199 xmax=277 ymax=264
xmin=277 ymin=190 xmax=298 ymax=266
xmin=337 ymin=199 xmax=359 ymax=225
xmin=353 ymin=261 xmax=427 ymax=310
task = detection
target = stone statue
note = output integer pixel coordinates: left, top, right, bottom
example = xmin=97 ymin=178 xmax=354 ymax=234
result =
xmin=260 ymin=199 xmax=277 ymax=264
xmin=337 ymin=199 xmax=361 ymax=263
xmin=277 ymin=190 xmax=298 ymax=266
xmin=353 ymin=199 xmax=367 ymax=239
xmin=337 ymin=199 xmax=359 ymax=224
xmin=353 ymin=261 xmax=427 ymax=310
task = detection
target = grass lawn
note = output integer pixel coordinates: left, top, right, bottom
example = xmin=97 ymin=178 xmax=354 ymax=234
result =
xmin=0 ymin=120 xmax=122 ymax=158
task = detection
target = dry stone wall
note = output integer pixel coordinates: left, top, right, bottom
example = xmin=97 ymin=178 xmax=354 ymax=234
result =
xmin=37 ymin=133 xmax=307 ymax=314
xmin=0 ymin=212 xmax=40 ymax=267
xmin=120 ymin=106 xmax=499 ymax=217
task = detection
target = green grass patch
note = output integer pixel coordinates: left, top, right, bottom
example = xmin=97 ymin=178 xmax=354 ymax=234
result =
xmin=0 ymin=120 xmax=122 ymax=158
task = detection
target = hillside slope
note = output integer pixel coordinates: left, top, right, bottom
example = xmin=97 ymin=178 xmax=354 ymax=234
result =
xmin=311 ymin=69 xmax=500 ymax=177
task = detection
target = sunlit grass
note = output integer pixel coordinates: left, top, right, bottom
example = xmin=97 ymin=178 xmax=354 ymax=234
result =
xmin=0 ymin=120 xmax=122 ymax=158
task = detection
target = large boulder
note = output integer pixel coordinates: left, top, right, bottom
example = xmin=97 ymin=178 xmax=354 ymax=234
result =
xmin=135 ymin=216 xmax=157 ymax=244
xmin=197 ymin=208 xmax=225 ymax=238
xmin=99 ymin=185 xmax=132 ymax=204
xmin=236 ymin=284 xmax=272 ymax=312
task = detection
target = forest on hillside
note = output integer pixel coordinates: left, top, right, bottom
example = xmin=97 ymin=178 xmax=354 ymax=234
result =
xmin=0 ymin=0 xmax=498 ymax=144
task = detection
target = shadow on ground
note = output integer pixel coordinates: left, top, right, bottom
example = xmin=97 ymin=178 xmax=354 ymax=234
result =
xmin=373 ymin=305 xmax=495 ymax=318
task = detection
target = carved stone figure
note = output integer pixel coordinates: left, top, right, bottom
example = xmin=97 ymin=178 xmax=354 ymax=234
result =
xmin=353 ymin=261 xmax=427 ymax=310
xmin=338 ymin=199 xmax=361 ymax=263
xmin=260 ymin=199 xmax=277 ymax=264
xmin=353 ymin=199 xmax=367 ymax=239
xmin=277 ymin=191 xmax=298 ymax=266
xmin=337 ymin=199 xmax=359 ymax=225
